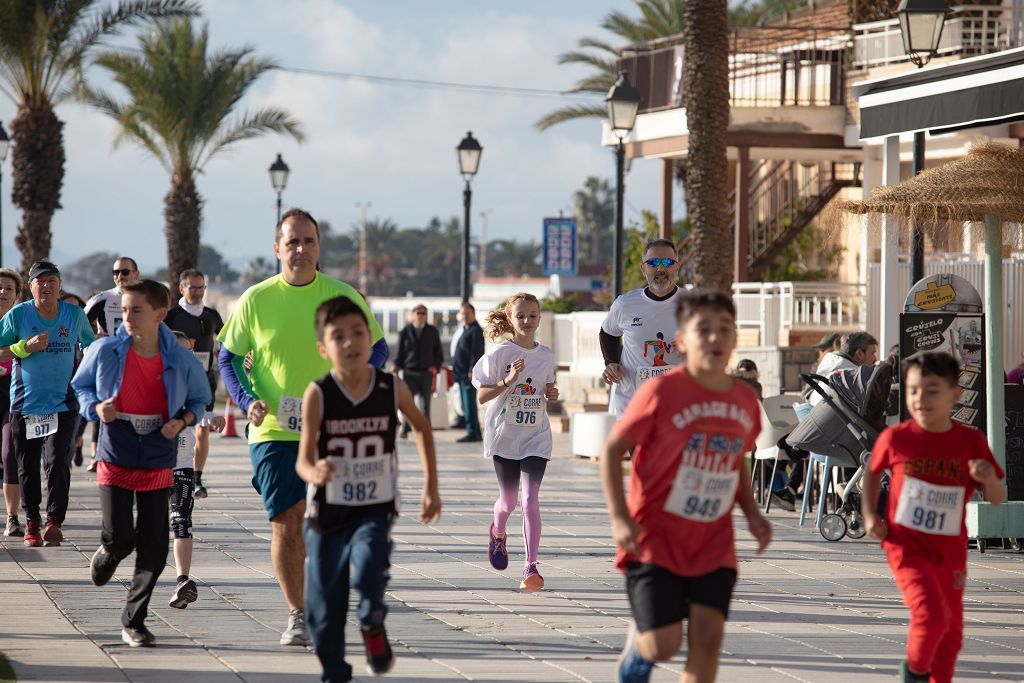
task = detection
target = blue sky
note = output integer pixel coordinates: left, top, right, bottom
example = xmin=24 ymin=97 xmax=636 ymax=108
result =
xmin=0 ymin=0 xmax=670 ymax=274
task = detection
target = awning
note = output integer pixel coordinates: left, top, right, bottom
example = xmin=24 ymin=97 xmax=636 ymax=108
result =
xmin=853 ymin=46 xmax=1024 ymax=139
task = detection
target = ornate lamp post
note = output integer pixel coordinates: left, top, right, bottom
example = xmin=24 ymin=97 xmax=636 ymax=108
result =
xmin=897 ymin=0 xmax=948 ymax=284
xmin=269 ymin=153 xmax=290 ymax=273
xmin=457 ymin=132 xmax=482 ymax=303
xmin=606 ymin=71 xmax=639 ymax=298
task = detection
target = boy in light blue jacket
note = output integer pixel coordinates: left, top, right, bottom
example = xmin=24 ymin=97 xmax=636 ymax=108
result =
xmin=71 ymin=279 xmax=210 ymax=648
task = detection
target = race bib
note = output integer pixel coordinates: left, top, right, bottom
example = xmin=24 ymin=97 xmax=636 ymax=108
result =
xmin=117 ymin=412 xmax=164 ymax=435
xmin=663 ymin=465 xmax=738 ymax=522
xmin=193 ymin=351 xmax=210 ymax=370
xmin=636 ymin=366 xmax=672 ymax=384
xmin=278 ymin=396 xmax=302 ymax=434
xmin=504 ymin=394 xmax=544 ymax=428
xmin=325 ymin=454 xmax=395 ymax=506
xmin=893 ymin=476 xmax=965 ymax=536
xmin=25 ymin=413 xmax=57 ymax=440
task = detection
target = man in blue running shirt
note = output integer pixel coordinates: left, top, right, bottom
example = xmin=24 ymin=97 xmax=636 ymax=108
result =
xmin=0 ymin=261 xmax=95 ymax=547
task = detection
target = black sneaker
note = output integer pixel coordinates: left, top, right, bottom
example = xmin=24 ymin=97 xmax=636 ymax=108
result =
xmin=900 ymin=661 xmax=929 ymax=683
xmin=122 ymin=625 xmax=156 ymax=647
xmin=193 ymin=482 xmax=208 ymax=499
xmin=73 ymin=446 xmax=83 ymax=467
xmin=770 ymin=487 xmax=796 ymax=512
xmin=456 ymin=434 xmax=482 ymax=443
xmin=168 ymin=578 xmax=198 ymax=609
xmin=361 ymin=624 xmax=395 ymax=675
xmin=90 ymin=546 xmax=120 ymax=586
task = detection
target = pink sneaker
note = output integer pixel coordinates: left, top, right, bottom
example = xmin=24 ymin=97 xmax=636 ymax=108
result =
xmin=487 ymin=524 xmax=508 ymax=570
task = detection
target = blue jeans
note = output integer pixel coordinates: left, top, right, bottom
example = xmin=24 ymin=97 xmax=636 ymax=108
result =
xmin=304 ymin=514 xmax=392 ymax=683
xmin=458 ymin=378 xmax=481 ymax=438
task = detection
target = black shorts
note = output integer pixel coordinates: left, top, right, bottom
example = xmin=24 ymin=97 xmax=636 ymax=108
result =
xmin=625 ymin=562 xmax=737 ymax=632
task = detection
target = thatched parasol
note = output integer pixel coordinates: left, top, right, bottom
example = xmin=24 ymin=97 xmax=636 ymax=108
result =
xmin=837 ymin=142 xmax=1014 ymax=461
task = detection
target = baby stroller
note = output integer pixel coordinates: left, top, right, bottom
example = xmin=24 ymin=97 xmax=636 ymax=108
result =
xmin=786 ymin=363 xmax=894 ymax=541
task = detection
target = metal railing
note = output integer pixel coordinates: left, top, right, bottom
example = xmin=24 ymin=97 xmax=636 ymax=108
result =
xmin=733 ymin=281 xmax=866 ymax=347
xmin=619 ymin=25 xmax=849 ymax=114
xmin=852 ymin=4 xmax=1024 ymax=71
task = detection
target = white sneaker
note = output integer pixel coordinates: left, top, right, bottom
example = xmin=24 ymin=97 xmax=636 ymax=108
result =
xmin=280 ymin=608 xmax=311 ymax=646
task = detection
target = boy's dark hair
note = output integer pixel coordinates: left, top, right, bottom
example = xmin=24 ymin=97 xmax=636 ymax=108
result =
xmin=275 ymin=208 xmax=320 ymax=242
xmin=676 ymin=288 xmax=736 ymax=325
xmin=315 ymin=296 xmax=370 ymax=339
xmin=902 ymin=352 xmax=960 ymax=386
xmin=122 ymin=279 xmax=170 ymax=310
xmin=841 ymin=331 xmax=878 ymax=356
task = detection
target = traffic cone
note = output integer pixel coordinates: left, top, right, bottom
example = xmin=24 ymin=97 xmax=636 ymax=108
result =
xmin=221 ymin=397 xmax=239 ymax=438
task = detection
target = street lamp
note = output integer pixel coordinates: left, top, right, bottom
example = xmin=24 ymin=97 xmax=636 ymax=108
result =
xmin=606 ymin=70 xmax=639 ymax=298
xmin=897 ymin=0 xmax=948 ymax=285
xmin=269 ymin=153 xmax=289 ymax=273
xmin=457 ymin=131 xmax=482 ymax=303
xmin=0 ymin=122 xmax=9 ymax=268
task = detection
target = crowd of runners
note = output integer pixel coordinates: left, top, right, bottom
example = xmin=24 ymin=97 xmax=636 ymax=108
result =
xmin=0 ymin=209 xmax=1007 ymax=683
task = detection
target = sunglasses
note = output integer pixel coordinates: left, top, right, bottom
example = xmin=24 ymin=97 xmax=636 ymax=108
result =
xmin=414 ymin=310 xmax=427 ymax=316
xmin=643 ymin=257 xmax=678 ymax=269
xmin=112 ymin=269 xmax=134 ymax=277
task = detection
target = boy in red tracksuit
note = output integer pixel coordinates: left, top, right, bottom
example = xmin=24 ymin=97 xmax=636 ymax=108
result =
xmin=862 ymin=352 xmax=1005 ymax=683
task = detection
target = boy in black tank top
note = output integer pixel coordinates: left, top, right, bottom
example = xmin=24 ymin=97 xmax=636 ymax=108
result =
xmin=297 ymin=296 xmax=441 ymax=683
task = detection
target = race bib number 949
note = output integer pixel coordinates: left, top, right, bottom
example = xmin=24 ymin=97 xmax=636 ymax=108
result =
xmin=664 ymin=465 xmax=738 ymax=522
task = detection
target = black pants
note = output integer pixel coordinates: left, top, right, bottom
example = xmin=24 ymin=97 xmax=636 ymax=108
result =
xmin=401 ymin=370 xmax=433 ymax=433
xmin=99 ymin=485 xmax=170 ymax=629
xmin=12 ymin=410 xmax=78 ymax=524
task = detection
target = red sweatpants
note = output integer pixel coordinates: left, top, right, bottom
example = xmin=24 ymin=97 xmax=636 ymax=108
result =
xmin=888 ymin=550 xmax=965 ymax=683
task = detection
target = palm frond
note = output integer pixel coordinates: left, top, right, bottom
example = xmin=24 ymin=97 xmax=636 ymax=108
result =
xmin=534 ymin=104 xmax=606 ymax=132
xmin=576 ymin=37 xmax=620 ymax=55
xmin=197 ymin=107 xmax=303 ymax=168
xmin=556 ymin=50 xmax=617 ymax=73
xmin=68 ymin=0 xmax=199 ymax=58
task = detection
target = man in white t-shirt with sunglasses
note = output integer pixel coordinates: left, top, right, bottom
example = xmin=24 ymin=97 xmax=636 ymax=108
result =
xmin=600 ymin=239 xmax=685 ymax=416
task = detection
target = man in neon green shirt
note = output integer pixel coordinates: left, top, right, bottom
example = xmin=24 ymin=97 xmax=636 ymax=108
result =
xmin=218 ymin=208 xmax=386 ymax=646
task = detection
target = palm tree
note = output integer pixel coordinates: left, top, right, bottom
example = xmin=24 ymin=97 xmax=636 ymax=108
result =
xmin=683 ymin=0 xmax=731 ymax=292
xmin=574 ymin=176 xmax=615 ymax=266
xmin=0 ymin=0 xmax=199 ymax=273
xmin=82 ymin=18 xmax=303 ymax=288
xmin=536 ymin=0 xmax=802 ymax=131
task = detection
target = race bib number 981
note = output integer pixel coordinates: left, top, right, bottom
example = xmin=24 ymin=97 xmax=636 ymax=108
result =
xmin=893 ymin=476 xmax=965 ymax=536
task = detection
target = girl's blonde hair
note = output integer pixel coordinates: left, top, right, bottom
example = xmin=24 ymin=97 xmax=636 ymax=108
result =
xmin=485 ymin=292 xmax=540 ymax=341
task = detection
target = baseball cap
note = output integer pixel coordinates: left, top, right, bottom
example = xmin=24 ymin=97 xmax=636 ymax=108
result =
xmin=812 ymin=332 xmax=838 ymax=350
xmin=28 ymin=261 xmax=61 ymax=282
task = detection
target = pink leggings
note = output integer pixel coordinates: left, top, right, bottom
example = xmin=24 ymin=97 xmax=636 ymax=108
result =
xmin=492 ymin=455 xmax=548 ymax=564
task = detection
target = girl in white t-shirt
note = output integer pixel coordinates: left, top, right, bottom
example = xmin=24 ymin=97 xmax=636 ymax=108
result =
xmin=472 ymin=293 xmax=558 ymax=591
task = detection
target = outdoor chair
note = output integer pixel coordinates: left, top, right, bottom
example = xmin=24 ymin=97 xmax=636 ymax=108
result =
xmin=793 ymin=402 xmax=844 ymax=529
xmin=751 ymin=394 xmax=800 ymax=512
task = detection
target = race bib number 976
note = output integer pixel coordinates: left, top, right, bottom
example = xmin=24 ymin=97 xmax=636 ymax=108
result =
xmin=505 ymin=395 xmax=544 ymax=428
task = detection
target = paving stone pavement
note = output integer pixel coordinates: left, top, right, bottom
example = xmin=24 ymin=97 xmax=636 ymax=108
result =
xmin=1 ymin=426 xmax=1023 ymax=682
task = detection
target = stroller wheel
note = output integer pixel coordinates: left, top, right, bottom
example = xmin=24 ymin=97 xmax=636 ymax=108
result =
xmin=845 ymin=511 xmax=867 ymax=539
xmin=820 ymin=513 xmax=847 ymax=542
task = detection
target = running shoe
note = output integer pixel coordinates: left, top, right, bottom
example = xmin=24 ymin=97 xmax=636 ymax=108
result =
xmin=42 ymin=519 xmax=63 ymax=546
xmin=23 ymin=519 xmax=42 ymax=547
xmin=615 ymin=621 xmax=654 ymax=683
xmin=73 ymin=445 xmax=83 ymax=467
xmin=900 ymin=661 xmax=930 ymax=683
xmin=86 ymin=458 xmax=97 ymax=472
xmin=122 ymin=625 xmax=156 ymax=647
xmin=520 ymin=562 xmax=544 ymax=591
xmin=4 ymin=515 xmax=24 ymax=537
xmin=193 ymin=482 xmax=208 ymax=499
xmin=487 ymin=524 xmax=508 ymax=570
xmin=361 ymin=623 xmax=395 ymax=675
xmin=90 ymin=546 xmax=120 ymax=586
xmin=280 ymin=608 xmax=311 ymax=646
xmin=168 ymin=578 xmax=198 ymax=609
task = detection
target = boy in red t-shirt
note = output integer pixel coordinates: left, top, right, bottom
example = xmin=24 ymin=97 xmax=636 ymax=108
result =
xmin=601 ymin=289 xmax=771 ymax=683
xmin=862 ymin=352 xmax=1005 ymax=683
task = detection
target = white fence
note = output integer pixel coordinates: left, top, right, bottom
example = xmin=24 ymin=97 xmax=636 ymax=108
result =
xmin=732 ymin=281 xmax=866 ymax=346
xmin=852 ymin=3 xmax=1024 ymax=71
xmin=866 ymin=259 xmax=1024 ymax=368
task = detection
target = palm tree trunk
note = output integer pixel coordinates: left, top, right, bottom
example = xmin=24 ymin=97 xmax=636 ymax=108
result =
xmin=683 ymin=0 xmax=732 ymax=292
xmin=10 ymin=103 xmax=65 ymax=275
xmin=165 ymin=167 xmax=202 ymax=291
